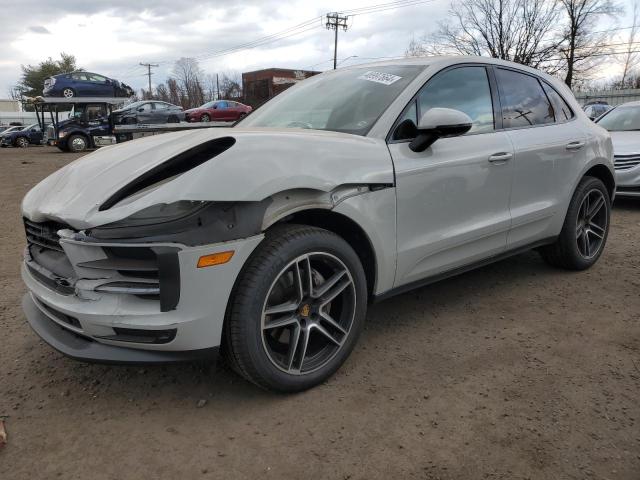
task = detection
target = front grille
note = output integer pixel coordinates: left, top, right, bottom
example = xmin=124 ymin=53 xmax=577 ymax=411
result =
xmin=24 ymin=218 xmax=67 ymax=253
xmin=46 ymin=125 xmax=55 ymax=141
xmin=614 ymin=154 xmax=640 ymax=171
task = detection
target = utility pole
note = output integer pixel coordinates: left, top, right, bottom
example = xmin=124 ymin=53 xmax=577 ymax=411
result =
xmin=139 ymin=62 xmax=159 ymax=98
xmin=325 ymin=12 xmax=349 ymax=70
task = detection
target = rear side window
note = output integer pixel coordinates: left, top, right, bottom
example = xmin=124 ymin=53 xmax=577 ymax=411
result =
xmin=542 ymin=83 xmax=574 ymax=122
xmin=496 ymin=68 xmax=554 ymax=128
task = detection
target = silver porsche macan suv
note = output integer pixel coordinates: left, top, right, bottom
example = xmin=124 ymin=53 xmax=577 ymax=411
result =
xmin=21 ymin=57 xmax=615 ymax=392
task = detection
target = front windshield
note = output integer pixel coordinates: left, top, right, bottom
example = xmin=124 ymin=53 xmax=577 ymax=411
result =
xmin=240 ymin=65 xmax=425 ymax=135
xmin=201 ymin=101 xmax=216 ymax=109
xmin=597 ymin=106 xmax=640 ymax=131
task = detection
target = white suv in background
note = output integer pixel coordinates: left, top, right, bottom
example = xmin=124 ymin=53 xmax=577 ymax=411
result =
xmin=21 ymin=57 xmax=614 ymax=392
xmin=596 ymin=101 xmax=640 ymax=197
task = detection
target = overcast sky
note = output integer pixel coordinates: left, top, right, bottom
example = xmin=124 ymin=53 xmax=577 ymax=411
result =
xmin=0 ymin=0 xmax=633 ymax=97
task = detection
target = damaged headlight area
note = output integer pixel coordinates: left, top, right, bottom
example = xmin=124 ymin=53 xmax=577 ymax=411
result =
xmin=87 ymin=199 xmax=271 ymax=246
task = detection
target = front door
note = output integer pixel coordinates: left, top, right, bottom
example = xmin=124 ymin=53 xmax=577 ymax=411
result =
xmin=389 ymin=65 xmax=514 ymax=287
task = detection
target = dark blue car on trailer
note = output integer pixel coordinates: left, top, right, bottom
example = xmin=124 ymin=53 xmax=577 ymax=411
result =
xmin=43 ymin=72 xmax=134 ymax=98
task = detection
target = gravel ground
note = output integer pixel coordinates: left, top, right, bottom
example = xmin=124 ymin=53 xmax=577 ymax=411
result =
xmin=0 ymin=146 xmax=639 ymax=480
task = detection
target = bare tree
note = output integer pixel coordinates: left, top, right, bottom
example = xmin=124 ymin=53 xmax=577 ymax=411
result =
xmin=171 ymin=57 xmax=205 ymax=108
xmin=155 ymin=83 xmax=169 ymax=102
xmin=219 ymin=72 xmax=242 ymax=99
xmin=558 ymin=0 xmax=621 ymax=88
xmin=619 ymin=0 xmax=639 ymax=86
xmin=166 ymin=78 xmax=181 ymax=107
xmin=407 ymin=0 xmax=560 ymax=69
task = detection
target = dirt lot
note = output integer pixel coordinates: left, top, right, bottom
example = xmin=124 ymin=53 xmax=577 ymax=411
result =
xmin=0 ymin=146 xmax=638 ymax=479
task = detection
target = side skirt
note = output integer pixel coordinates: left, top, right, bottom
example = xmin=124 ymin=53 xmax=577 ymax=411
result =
xmin=372 ymin=237 xmax=557 ymax=303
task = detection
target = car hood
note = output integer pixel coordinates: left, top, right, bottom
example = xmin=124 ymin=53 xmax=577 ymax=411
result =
xmin=184 ymin=108 xmax=201 ymax=114
xmin=22 ymin=127 xmax=394 ymax=229
xmin=609 ymin=131 xmax=640 ymax=156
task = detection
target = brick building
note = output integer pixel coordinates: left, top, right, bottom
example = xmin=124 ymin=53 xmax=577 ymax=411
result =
xmin=242 ymin=68 xmax=320 ymax=107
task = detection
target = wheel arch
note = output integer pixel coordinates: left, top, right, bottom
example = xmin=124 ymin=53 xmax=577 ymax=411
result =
xmin=269 ymin=208 xmax=377 ymax=297
xmin=583 ymin=163 xmax=615 ymax=200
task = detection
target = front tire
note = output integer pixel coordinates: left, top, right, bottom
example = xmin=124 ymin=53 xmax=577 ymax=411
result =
xmin=67 ymin=134 xmax=88 ymax=153
xmin=15 ymin=137 xmax=29 ymax=148
xmin=225 ymin=225 xmax=368 ymax=392
xmin=200 ymin=114 xmax=210 ymax=122
xmin=540 ymin=176 xmax=610 ymax=270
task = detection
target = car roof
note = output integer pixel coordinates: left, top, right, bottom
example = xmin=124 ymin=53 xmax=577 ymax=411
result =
xmin=614 ymin=100 xmax=640 ymax=108
xmin=330 ymin=55 xmax=570 ymax=91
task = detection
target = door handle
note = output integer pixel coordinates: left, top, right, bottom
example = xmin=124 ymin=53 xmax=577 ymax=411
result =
xmin=566 ymin=141 xmax=585 ymax=150
xmin=488 ymin=152 xmax=513 ymax=163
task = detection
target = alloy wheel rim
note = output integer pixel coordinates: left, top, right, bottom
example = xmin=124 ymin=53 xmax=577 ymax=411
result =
xmin=17 ymin=138 xmax=27 ymax=147
xmin=576 ymin=188 xmax=607 ymax=259
xmin=261 ymin=252 xmax=356 ymax=375
xmin=63 ymin=89 xmax=74 ymax=98
xmin=201 ymin=115 xmax=210 ymax=122
xmin=71 ymin=137 xmax=85 ymax=150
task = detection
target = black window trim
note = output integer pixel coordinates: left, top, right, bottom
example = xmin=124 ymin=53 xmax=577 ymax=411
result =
xmin=491 ymin=65 xmax=576 ymax=132
xmin=387 ymin=63 xmax=500 ymax=144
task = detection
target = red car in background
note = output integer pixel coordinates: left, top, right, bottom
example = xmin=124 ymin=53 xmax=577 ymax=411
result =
xmin=184 ymin=100 xmax=252 ymax=122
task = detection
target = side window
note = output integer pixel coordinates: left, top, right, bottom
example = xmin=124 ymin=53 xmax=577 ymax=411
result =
xmin=217 ymin=101 xmax=229 ymax=109
xmin=139 ymin=103 xmax=152 ymax=112
xmin=72 ymin=73 xmax=88 ymax=81
xmin=542 ymin=83 xmax=574 ymax=122
xmin=154 ymin=102 xmax=169 ymax=110
xmin=496 ymin=68 xmax=555 ymax=128
xmin=88 ymin=74 xmax=107 ymax=83
xmin=416 ymin=66 xmax=495 ymax=134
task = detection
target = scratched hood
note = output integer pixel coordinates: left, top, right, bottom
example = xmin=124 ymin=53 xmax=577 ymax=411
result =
xmin=22 ymin=127 xmax=393 ymax=229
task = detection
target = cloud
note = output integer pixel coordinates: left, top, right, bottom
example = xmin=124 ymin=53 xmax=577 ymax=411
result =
xmin=0 ymin=0 xmax=453 ymax=96
xmin=28 ymin=26 xmax=51 ymax=34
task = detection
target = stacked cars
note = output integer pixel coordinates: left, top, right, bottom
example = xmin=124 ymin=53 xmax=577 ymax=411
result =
xmin=43 ymin=72 xmax=134 ymax=98
xmin=111 ymin=101 xmax=184 ymax=125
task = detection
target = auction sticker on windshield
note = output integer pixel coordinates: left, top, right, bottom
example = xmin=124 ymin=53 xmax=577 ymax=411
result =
xmin=357 ymin=71 xmax=402 ymax=85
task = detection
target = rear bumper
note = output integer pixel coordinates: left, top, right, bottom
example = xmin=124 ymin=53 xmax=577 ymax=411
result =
xmin=23 ymin=293 xmax=218 ymax=364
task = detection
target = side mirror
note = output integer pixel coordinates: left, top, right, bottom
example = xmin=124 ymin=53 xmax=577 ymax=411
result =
xmin=137 ymin=108 xmax=144 ymax=112
xmin=409 ymin=108 xmax=473 ymax=152
xmin=30 ymin=128 xmax=36 ymax=132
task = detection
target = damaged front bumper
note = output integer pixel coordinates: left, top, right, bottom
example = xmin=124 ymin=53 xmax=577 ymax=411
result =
xmin=21 ymin=220 xmax=264 ymax=364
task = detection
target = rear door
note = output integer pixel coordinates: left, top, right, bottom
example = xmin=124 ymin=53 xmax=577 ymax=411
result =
xmin=493 ymin=67 xmax=586 ymax=248
xmin=151 ymin=102 xmax=170 ymax=123
xmin=136 ymin=102 xmax=154 ymax=123
xmin=71 ymin=73 xmax=90 ymax=95
xmin=389 ymin=65 xmax=514 ymax=286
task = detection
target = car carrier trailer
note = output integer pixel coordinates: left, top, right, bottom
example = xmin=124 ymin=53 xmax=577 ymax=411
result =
xmin=27 ymin=97 xmax=232 ymax=152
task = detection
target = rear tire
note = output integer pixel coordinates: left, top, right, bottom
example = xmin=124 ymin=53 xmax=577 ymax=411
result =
xmin=224 ymin=225 xmax=368 ymax=392
xmin=62 ymin=88 xmax=75 ymax=98
xmin=168 ymin=115 xmax=179 ymax=123
xmin=539 ymin=176 xmax=610 ymax=270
